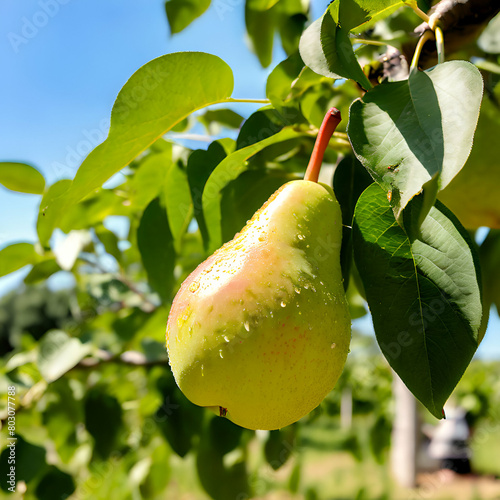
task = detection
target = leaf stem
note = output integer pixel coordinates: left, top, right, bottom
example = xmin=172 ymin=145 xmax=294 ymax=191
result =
xmin=435 ymin=26 xmax=445 ymax=64
xmin=409 ymin=3 xmax=431 ymax=24
xmin=304 ymin=108 xmax=342 ymax=183
xmin=410 ymin=30 xmax=434 ymax=72
xmin=226 ymin=98 xmax=271 ymax=104
xmin=352 ymin=38 xmax=398 ymax=50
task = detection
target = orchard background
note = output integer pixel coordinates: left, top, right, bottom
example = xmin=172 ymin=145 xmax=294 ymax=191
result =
xmin=1 ymin=1 xmax=500 ymax=499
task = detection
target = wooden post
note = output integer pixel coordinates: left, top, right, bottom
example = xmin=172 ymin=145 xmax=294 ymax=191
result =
xmin=391 ymin=373 xmax=419 ymax=488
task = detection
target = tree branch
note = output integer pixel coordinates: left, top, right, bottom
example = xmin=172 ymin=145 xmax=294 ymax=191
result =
xmin=369 ymin=0 xmax=500 ymax=83
xmin=406 ymin=0 xmax=500 ymax=69
xmin=76 ymin=349 xmax=169 ymax=368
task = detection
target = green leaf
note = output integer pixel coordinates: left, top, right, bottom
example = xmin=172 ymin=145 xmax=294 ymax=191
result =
xmin=246 ymin=1 xmax=276 ymax=68
xmin=203 ymin=127 xmax=303 ymax=252
xmin=196 ymin=415 xmax=250 ymax=500
xmin=264 ymin=425 xmax=296 ymax=470
xmin=165 ymin=0 xmax=211 ymax=34
xmin=0 ymin=242 xmax=38 ymax=277
xmin=24 ymin=258 xmax=61 ymax=284
xmin=164 ymin=161 xmax=193 ymax=252
xmin=346 ymin=278 xmax=367 ymax=319
xmin=84 ymin=387 xmax=124 ymax=459
xmin=35 ymin=467 xmax=76 ymax=500
xmin=155 ymin=374 xmax=203 ymax=457
xmin=236 ymin=107 xmax=302 ymax=149
xmin=478 ymin=13 xmax=500 ymax=54
xmin=438 ymin=86 xmax=500 ymax=229
xmin=333 ymin=154 xmax=373 ymax=289
xmin=43 ymin=52 xmax=233 ymax=238
xmin=220 ymin=169 xmax=297 ymax=242
xmin=95 ymin=225 xmax=122 ymax=263
xmin=353 ymin=183 xmax=481 ymax=418
xmin=198 ymin=109 xmax=244 ymax=133
xmin=348 ymin=61 xmax=483 ymax=221
xmin=137 ymin=198 xmax=176 ymax=301
xmin=37 ymin=179 xmax=71 ymax=248
xmin=247 ymin=0 xmax=279 ymax=9
xmin=266 ymin=52 xmax=305 ymax=108
xmin=278 ymin=10 xmax=308 ymax=56
xmin=0 ymin=162 xmax=45 ymax=194
xmin=369 ymin=415 xmax=391 ymax=464
xmin=187 ymin=140 xmax=233 ymax=248
xmin=129 ymin=150 xmax=172 ymax=210
xmin=60 ymin=189 xmax=130 ymax=233
xmin=479 ymin=230 xmax=500 ymax=319
xmin=37 ymin=330 xmax=92 ymax=383
xmin=0 ymin=435 xmax=47 ymax=489
xmin=299 ymin=5 xmax=372 ymax=89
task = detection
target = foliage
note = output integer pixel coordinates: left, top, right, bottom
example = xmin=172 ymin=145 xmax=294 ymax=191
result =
xmin=1 ymin=0 xmax=500 ymax=498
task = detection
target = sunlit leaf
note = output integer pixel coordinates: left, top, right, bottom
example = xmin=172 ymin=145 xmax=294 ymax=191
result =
xmin=37 ymin=330 xmax=92 ymax=383
xmin=198 ymin=109 xmax=244 ymax=133
xmin=42 ymin=53 xmax=233 ymax=241
xmin=165 ymin=0 xmax=211 ymax=34
xmin=349 ymin=61 xmax=483 ymax=221
xmin=0 ymin=162 xmax=45 ymax=194
xmin=129 ymin=150 xmax=172 ymax=210
xmin=0 ymin=242 xmax=38 ymax=278
xmin=164 ymin=161 xmax=193 ymax=252
xmin=37 ymin=179 xmax=71 ymax=249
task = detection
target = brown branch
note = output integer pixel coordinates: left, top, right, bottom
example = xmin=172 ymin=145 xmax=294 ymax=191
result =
xmin=369 ymin=0 xmax=500 ymax=83
xmin=406 ymin=0 xmax=500 ymax=69
xmin=76 ymin=349 xmax=168 ymax=368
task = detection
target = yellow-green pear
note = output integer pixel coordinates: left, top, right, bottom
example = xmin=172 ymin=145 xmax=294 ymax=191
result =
xmin=166 ymin=109 xmax=351 ymax=430
xmin=438 ymin=86 xmax=500 ymax=229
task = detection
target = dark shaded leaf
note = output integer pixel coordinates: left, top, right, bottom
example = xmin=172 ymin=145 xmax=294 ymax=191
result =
xmin=84 ymin=387 xmax=124 ymax=459
xmin=333 ymin=154 xmax=373 ymax=288
xmin=203 ymin=127 xmax=303 ymax=252
xmin=137 ymin=198 xmax=176 ymax=301
xmin=35 ymin=467 xmax=76 ymax=500
xmin=156 ymin=374 xmax=203 ymax=457
xmin=353 ymin=183 xmax=481 ymax=418
xmin=264 ymin=425 xmax=297 ymax=470
xmin=245 ymin=1 xmax=276 ymax=68
xmin=187 ymin=140 xmax=233 ymax=248
xmin=0 ymin=435 xmax=47 ymax=489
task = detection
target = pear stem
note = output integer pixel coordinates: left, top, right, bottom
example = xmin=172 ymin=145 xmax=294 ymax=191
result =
xmin=304 ymin=108 xmax=342 ymax=183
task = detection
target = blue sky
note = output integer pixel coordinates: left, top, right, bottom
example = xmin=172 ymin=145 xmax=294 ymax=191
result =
xmin=0 ymin=0 xmax=499 ymax=359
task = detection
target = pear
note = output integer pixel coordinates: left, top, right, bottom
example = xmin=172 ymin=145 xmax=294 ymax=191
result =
xmin=438 ymin=88 xmax=500 ymax=229
xmin=166 ymin=109 xmax=351 ymax=430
